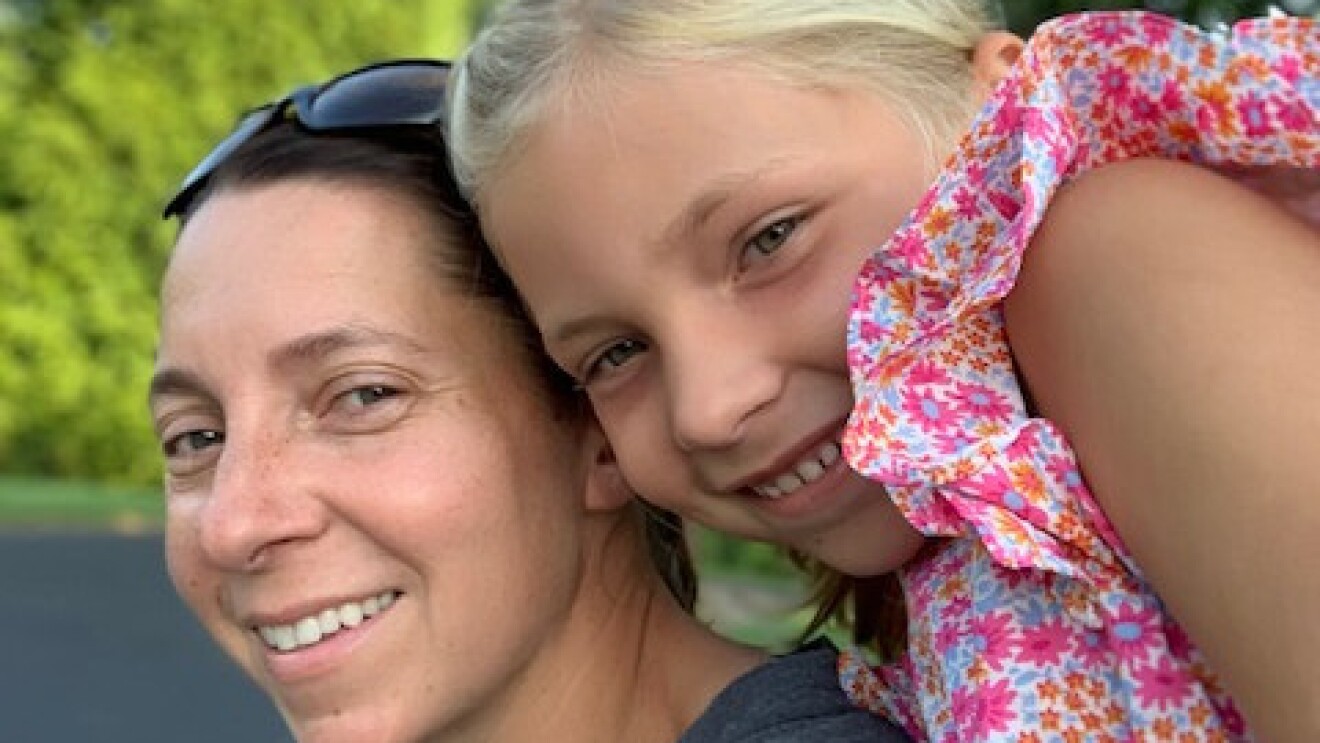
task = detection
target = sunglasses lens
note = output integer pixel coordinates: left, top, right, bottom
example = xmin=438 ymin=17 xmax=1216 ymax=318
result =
xmin=165 ymin=61 xmax=452 ymax=219
xmin=306 ymin=63 xmax=449 ymax=128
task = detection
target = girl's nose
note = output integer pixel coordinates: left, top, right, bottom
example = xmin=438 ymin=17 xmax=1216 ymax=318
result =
xmin=666 ymin=324 xmax=783 ymax=453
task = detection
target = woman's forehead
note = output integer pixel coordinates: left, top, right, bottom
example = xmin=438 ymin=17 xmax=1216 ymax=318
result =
xmin=162 ymin=182 xmax=509 ymax=367
xmin=169 ymin=182 xmax=429 ymax=295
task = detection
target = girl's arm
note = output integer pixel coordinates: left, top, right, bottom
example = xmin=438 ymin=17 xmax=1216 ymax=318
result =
xmin=1004 ymin=157 xmax=1320 ymax=742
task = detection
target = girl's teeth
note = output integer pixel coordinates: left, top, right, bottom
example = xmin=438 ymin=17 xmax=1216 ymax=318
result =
xmin=256 ymin=591 xmax=398 ymax=653
xmin=775 ymin=473 xmax=804 ymax=494
xmin=796 ymin=459 xmax=825 ymax=481
xmin=754 ymin=440 xmax=841 ymax=499
xmin=819 ymin=442 xmax=841 ymax=466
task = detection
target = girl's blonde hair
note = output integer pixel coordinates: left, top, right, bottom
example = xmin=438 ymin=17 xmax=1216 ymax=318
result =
xmin=448 ymin=0 xmax=998 ymax=205
xmin=447 ymin=0 xmax=999 ymax=655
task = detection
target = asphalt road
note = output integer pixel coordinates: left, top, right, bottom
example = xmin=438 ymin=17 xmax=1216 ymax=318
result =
xmin=0 ymin=532 xmax=290 ymax=742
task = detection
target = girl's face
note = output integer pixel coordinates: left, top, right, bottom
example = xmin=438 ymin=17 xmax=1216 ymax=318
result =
xmin=481 ymin=61 xmax=936 ymax=574
xmin=152 ymin=182 xmax=589 ymax=742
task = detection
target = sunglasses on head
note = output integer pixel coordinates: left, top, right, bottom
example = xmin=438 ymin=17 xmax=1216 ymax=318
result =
xmin=163 ymin=59 xmax=451 ymax=219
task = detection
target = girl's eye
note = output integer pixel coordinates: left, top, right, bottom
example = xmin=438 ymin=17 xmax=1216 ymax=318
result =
xmin=739 ymin=215 xmax=801 ymax=269
xmin=582 ymin=338 xmax=647 ymax=384
xmin=161 ymin=429 xmax=224 ymax=460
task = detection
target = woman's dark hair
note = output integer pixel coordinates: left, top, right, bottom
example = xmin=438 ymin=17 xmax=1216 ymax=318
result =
xmin=801 ymin=561 xmax=907 ymax=660
xmin=177 ymin=120 xmax=699 ymax=611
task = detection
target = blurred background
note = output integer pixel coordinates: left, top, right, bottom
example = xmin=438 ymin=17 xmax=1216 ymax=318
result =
xmin=0 ymin=0 xmax=1313 ymax=740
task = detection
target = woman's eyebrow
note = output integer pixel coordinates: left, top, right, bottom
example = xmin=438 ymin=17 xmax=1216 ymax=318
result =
xmin=147 ymin=367 xmax=211 ymax=406
xmin=267 ymin=324 xmax=428 ymax=374
xmin=148 ymin=325 xmax=427 ymax=406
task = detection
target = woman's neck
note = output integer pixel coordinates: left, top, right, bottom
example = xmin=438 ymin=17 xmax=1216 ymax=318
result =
xmin=477 ymin=548 xmax=765 ymax=742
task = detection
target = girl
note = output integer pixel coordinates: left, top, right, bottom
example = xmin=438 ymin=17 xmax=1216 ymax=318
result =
xmin=448 ymin=2 xmax=1318 ymax=739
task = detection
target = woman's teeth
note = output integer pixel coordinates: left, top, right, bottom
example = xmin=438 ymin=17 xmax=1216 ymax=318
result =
xmin=257 ymin=590 xmax=398 ymax=652
xmin=752 ymin=441 xmax=841 ymax=499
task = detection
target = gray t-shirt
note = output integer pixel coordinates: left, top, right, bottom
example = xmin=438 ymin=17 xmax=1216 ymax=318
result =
xmin=679 ymin=641 xmax=911 ymax=742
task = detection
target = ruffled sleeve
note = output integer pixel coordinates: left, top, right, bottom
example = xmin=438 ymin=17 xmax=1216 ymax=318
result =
xmin=843 ymin=11 xmax=1319 ymax=586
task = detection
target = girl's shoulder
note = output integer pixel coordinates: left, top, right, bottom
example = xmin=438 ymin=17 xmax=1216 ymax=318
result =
xmin=1033 ymin=156 xmax=1318 ymax=294
xmin=1028 ymin=9 xmax=1315 ymax=67
xmin=991 ymin=9 xmax=1317 ymax=171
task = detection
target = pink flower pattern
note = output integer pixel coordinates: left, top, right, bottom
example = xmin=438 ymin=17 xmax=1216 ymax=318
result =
xmin=839 ymin=11 xmax=1317 ymax=741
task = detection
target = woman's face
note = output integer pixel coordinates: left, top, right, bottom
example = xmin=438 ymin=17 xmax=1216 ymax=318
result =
xmin=151 ymin=181 xmax=588 ymax=742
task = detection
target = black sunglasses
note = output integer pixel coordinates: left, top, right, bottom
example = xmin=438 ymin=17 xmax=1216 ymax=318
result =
xmin=163 ymin=59 xmax=451 ymax=219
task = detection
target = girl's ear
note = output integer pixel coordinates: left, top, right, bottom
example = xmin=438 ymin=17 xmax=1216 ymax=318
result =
xmin=970 ymin=31 xmax=1025 ymax=100
xmin=580 ymin=421 xmax=634 ymax=513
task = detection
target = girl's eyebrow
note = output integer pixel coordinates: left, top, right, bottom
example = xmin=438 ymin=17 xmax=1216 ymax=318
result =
xmin=545 ymin=313 xmax=611 ymax=351
xmin=659 ymin=161 xmax=787 ymax=246
xmin=662 ymin=173 xmax=751 ymax=243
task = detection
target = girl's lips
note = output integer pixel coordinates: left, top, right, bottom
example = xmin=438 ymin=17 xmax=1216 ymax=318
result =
xmin=749 ymin=439 xmax=842 ymax=499
xmin=744 ymin=448 xmax=864 ymax=523
xmin=731 ymin=421 xmax=848 ymax=494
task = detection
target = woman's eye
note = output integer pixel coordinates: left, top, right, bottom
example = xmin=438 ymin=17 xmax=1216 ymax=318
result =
xmin=162 ymin=429 xmax=224 ymax=460
xmin=583 ymin=338 xmax=647 ymax=384
xmin=326 ymin=382 xmax=411 ymax=433
xmin=740 ymin=215 xmax=801 ymax=268
xmin=339 ymin=385 xmax=399 ymax=411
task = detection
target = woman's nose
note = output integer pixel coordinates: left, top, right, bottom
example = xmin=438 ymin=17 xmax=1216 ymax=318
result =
xmin=197 ymin=429 xmax=327 ymax=572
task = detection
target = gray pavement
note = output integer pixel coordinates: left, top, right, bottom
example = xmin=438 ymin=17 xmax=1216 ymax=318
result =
xmin=0 ymin=533 xmax=290 ymax=742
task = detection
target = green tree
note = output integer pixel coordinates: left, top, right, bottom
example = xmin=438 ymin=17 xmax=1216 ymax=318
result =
xmin=0 ymin=0 xmax=478 ymax=484
xmin=1 ymin=0 xmax=1313 ymax=486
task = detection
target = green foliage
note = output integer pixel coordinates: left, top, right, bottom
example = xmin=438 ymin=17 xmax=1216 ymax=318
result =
xmin=0 ymin=0 xmax=478 ymax=484
xmin=0 ymin=0 xmax=1312 ymax=486
xmin=692 ymin=524 xmax=804 ymax=581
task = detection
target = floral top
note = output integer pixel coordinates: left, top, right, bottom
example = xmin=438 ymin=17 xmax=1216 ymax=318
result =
xmin=839 ymin=11 xmax=1317 ymax=742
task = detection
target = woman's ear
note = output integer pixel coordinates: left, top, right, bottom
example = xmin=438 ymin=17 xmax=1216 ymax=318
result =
xmin=970 ymin=31 xmax=1025 ymax=100
xmin=580 ymin=421 xmax=634 ymax=513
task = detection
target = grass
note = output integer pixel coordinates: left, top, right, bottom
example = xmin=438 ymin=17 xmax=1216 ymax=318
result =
xmin=0 ymin=476 xmax=164 ymax=531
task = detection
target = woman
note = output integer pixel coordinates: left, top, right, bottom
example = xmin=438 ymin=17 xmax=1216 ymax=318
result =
xmin=149 ymin=60 xmax=909 ymax=743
